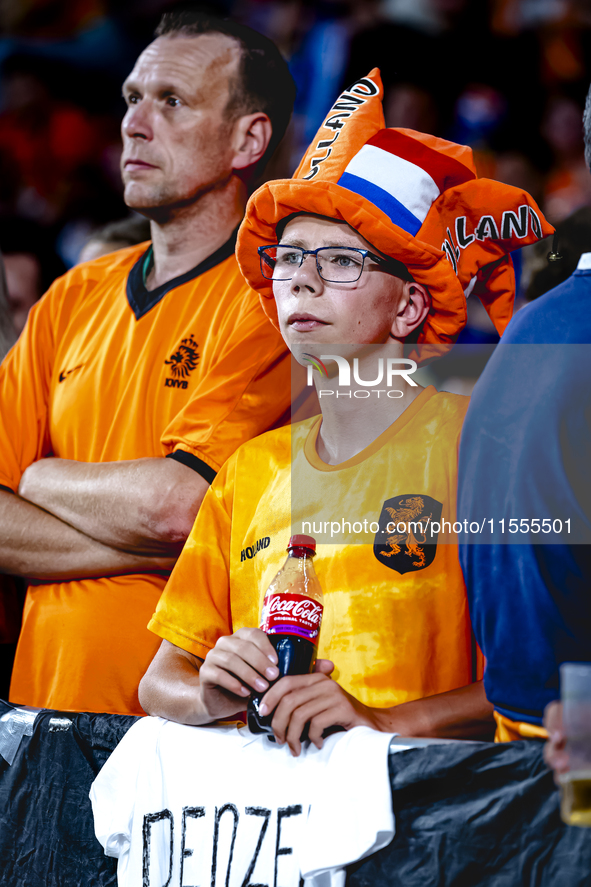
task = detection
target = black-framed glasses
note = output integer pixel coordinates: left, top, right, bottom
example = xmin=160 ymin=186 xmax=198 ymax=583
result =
xmin=258 ymin=244 xmax=394 ymax=283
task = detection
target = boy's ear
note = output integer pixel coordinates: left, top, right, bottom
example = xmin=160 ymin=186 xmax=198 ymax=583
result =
xmin=390 ymin=281 xmax=431 ymax=340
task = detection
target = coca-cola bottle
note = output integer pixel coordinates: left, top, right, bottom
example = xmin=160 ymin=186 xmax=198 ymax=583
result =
xmin=247 ymin=535 xmax=323 ymax=736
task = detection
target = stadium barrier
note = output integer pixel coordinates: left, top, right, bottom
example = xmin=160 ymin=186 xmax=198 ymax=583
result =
xmin=0 ymin=699 xmax=589 ymax=886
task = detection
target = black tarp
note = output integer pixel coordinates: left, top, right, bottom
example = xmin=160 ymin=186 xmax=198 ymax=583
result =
xmin=0 ymin=700 xmax=590 ymax=886
xmin=349 ymin=739 xmax=591 ymax=886
xmin=0 ymin=700 xmax=136 ymax=886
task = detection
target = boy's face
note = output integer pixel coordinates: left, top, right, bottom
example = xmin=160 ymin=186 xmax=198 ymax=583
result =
xmin=272 ymin=216 xmax=408 ymax=349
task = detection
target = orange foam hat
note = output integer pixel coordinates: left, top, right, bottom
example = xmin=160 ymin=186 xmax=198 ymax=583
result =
xmin=237 ymin=70 xmax=554 ymax=345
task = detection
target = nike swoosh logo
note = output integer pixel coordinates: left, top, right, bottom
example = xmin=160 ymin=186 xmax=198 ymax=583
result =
xmin=58 ymin=365 xmax=84 ymax=383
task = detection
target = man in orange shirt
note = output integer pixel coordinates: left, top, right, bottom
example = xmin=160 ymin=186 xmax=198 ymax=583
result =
xmin=0 ymin=12 xmax=297 ymax=715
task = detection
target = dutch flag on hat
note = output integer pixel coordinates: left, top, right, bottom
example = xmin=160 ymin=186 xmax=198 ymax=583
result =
xmin=338 ymin=130 xmax=475 ymax=236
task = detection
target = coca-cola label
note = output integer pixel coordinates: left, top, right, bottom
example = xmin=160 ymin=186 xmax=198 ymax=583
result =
xmin=260 ymin=593 xmax=323 ymax=641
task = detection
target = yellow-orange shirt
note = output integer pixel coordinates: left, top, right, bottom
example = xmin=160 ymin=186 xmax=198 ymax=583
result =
xmin=2 ymin=235 xmax=294 ymax=715
xmin=150 ymin=387 xmax=482 ymax=708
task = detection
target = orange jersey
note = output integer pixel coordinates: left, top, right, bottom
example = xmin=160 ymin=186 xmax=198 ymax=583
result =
xmin=2 ymin=235 xmax=294 ymax=715
xmin=493 ymin=712 xmax=548 ymax=743
xmin=150 ymin=387 xmax=483 ymax=708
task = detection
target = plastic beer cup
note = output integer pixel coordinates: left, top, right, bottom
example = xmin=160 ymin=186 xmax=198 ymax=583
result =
xmin=559 ymin=662 xmax=591 ymax=827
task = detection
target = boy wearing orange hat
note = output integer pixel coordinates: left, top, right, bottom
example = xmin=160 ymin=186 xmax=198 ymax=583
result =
xmin=139 ymin=71 xmax=552 ymax=754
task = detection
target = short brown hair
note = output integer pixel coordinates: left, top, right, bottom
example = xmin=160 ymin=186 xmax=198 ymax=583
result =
xmin=155 ymin=10 xmax=296 ymax=169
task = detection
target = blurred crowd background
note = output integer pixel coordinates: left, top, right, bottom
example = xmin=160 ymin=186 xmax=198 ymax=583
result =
xmin=1 ymin=0 xmax=591 ymax=344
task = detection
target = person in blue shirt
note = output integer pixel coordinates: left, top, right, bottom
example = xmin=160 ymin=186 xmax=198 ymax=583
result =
xmin=458 ymin=82 xmax=591 ymax=742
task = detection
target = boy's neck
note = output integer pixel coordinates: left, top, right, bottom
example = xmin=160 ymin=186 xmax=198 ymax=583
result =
xmin=313 ymin=342 xmax=424 ymax=465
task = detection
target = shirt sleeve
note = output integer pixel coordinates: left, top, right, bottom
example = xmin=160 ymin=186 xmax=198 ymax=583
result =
xmin=148 ymin=452 xmax=237 ymax=659
xmin=0 ymin=279 xmax=62 ymax=491
xmin=160 ymin=282 xmax=293 ymax=477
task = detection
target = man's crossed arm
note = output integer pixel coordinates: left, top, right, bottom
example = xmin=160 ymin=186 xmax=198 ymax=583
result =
xmin=2 ymin=457 xmax=208 ymax=580
xmin=139 ymin=629 xmax=496 ymax=757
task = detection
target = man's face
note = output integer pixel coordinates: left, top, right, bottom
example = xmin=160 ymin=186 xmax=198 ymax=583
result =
xmin=121 ymin=34 xmax=241 ymax=214
xmin=272 ymin=216 xmax=406 ymax=353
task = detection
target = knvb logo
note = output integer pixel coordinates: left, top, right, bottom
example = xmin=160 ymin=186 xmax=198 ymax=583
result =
xmin=304 ymin=355 xmax=418 ymax=399
xmin=164 ymin=335 xmax=200 ymax=390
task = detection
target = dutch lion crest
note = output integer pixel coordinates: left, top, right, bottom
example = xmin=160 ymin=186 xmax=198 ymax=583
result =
xmin=373 ymin=494 xmax=443 ymax=574
xmin=164 ymin=335 xmax=200 ymax=379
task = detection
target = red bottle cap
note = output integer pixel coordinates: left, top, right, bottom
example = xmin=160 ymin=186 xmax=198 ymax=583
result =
xmin=288 ymin=534 xmax=316 ymax=553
